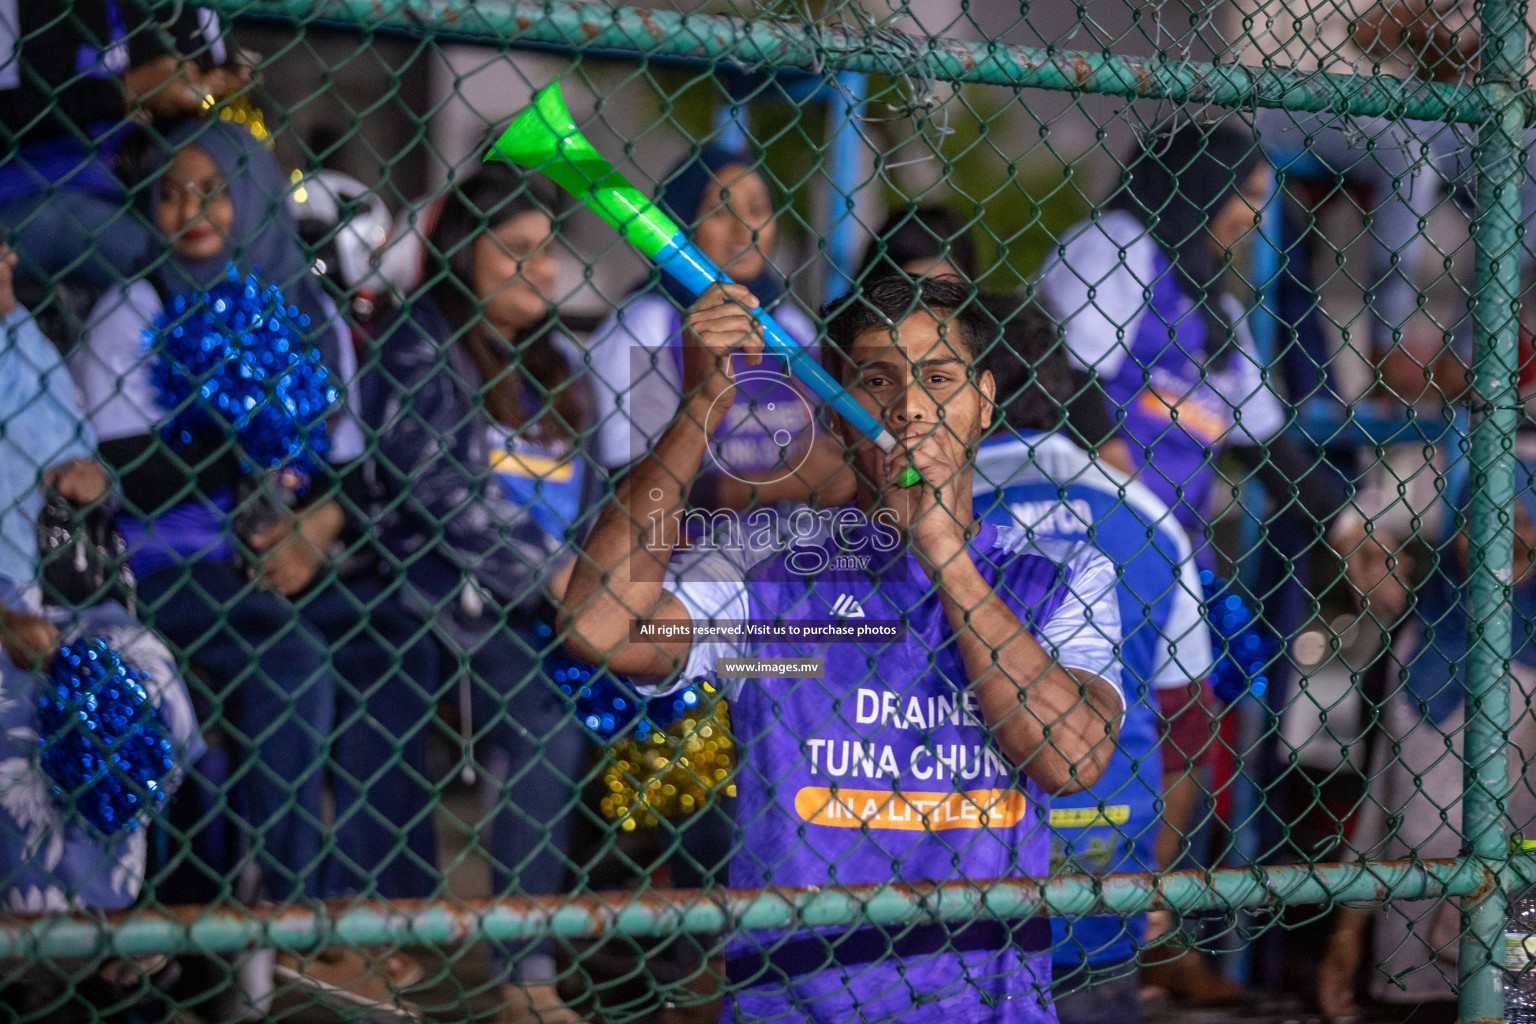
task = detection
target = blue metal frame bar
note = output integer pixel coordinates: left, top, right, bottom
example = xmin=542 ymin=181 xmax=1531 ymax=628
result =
xmin=711 ymin=70 xmax=869 ymax=300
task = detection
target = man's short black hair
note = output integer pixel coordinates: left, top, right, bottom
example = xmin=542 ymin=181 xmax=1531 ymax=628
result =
xmin=978 ymin=293 xmax=1071 ymax=433
xmin=819 ymin=275 xmax=991 ymax=381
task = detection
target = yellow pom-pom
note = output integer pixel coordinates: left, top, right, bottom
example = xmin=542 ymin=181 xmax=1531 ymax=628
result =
xmin=601 ymin=699 xmax=736 ymax=828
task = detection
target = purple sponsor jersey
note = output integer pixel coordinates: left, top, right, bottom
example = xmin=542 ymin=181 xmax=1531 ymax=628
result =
xmin=640 ymin=517 xmax=1123 ymax=1023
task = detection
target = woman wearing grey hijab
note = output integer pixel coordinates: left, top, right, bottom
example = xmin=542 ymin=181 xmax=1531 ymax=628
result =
xmin=70 ymin=119 xmax=435 ymax=1012
xmin=145 ymin=119 xmax=344 ymax=368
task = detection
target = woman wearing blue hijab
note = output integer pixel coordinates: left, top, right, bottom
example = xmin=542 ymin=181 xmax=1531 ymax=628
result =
xmin=146 ymin=120 xmax=344 ymax=366
xmin=73 ymin=122 xmax=349 ymax=908
xmin=585 ymin=144 xmax=849 ymax=511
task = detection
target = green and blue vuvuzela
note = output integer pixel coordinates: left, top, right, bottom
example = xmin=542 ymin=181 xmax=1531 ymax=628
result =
xmin=486 ymin=80 xmax=922 ymax=488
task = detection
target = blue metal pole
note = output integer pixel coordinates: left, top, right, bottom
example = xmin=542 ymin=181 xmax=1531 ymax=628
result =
xmin=1251 ymin=164 xmax=1283 ymax=362
xmin=714 ymin=102 xmax=748 ymax=151
xmin=822 ymin=72 xmax=868 ymax=302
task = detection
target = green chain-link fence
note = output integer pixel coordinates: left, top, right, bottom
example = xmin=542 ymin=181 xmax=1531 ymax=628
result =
xmin=0 ymin=0 xmax=1531 ymax=1021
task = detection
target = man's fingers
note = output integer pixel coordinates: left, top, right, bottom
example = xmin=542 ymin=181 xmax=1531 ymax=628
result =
xmin=690 ymin=284 xmax=759 ymax=320
xmin=694 ymin=314 xmax=765 ymax=353
xmin=689 ymin=300 xmax=761 ymax=332
xmin=692 ymin=283 xmax=729 ymax=311
xmin=693 ymin=282 xmax=756 ymax=310
xmin=717 ymin=283 xmax=758 ymax=308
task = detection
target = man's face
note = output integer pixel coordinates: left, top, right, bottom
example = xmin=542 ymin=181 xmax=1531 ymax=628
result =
xmin=835 ymin=311 xmax=994 ymax=514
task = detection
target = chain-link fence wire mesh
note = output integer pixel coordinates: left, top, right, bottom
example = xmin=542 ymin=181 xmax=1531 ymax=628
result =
xmin=0 ymin=0 xmax=1530 ymax=1021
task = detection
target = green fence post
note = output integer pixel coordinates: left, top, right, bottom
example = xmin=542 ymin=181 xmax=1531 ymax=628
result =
xmin=1459 ymin=0 xmax=1527 ymax=1014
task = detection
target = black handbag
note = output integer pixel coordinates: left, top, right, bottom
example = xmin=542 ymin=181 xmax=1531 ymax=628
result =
xmin=35 ymin=492 xmax=136 ymax=608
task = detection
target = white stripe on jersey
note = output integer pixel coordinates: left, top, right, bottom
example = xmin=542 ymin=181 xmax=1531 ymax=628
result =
xmin=975 ymin=430 xmax=1213 ymax=688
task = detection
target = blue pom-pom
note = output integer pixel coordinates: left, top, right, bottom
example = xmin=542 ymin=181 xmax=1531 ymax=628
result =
xmin=35 ymin=637 xmax=176 ymax=834
xmin=549 ymin=644 xmax=706 ymax=741
xmin=1200 ymin=570 xmax=1279 ymax=703
xmin=148 ymin=267 xmax=338 ymax=484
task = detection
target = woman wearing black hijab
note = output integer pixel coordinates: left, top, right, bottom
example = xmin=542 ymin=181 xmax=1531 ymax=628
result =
xmin=71 ymin=119 xmax=438 ymax=1007
xmin=855 ymin=205 xmax=979 ymax=284
xmin=1038 ymin=120 xmax=1353 ymax=1013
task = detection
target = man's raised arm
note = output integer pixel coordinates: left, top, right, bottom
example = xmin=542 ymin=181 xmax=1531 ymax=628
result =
xmin=931 ymin=544 xmax=1123 ymax=794
xmin=559 ymin=285 xmax=765 ymax=677
xmin=900 ymin=409 xmax=1122 ymax=795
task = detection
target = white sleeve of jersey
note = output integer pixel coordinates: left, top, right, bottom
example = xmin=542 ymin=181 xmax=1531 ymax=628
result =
xmin=629 ymin=556 xmax=750 ymax=698
xmin=587 ymin=296 xmax=685 ymax=470
xmin=1038 ymin=544 xmax=1126 ymax=711
xmin=76 ymin=282 xmax=163 ymax=442
xmin=1151 ymin=546 xmax=1215 ymax=688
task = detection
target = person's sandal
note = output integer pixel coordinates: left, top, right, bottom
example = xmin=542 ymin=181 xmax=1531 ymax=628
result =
xmin=494 ymin=981 xmax=585 ymax=1023
xmin=274 ymin=946 xmax=425 ymax=1022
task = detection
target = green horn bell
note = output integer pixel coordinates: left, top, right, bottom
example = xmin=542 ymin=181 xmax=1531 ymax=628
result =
xmin=486 ymin=80 xmax=680 ymax=258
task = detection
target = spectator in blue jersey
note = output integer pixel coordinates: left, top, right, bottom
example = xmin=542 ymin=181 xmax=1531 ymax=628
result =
xmin=585 ymin=144 xmax=850 ymax=514
xmin=361 ymin=162 xmax=593 ymax=1023
xmin=972 ymin=294 xmax=1214 ymax=1024
xmin=1037 ymin=122 xmax=1346 ymax=562
xmin=563 ymin=274 xmax=1124 ymax=1023
xmin=0 ymin=240 xmax=203 ymax=912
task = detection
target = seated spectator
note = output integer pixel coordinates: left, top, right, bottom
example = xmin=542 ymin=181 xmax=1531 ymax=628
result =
xmin=1317 ymin=451 xmax=1536 ymax=1022
xmin=973 ymin=294 xmax=1214 ymax=1024
xmin=855 ymin=205 xmax=978 ymax=284
xmin=0 ymin=239 xmax=203 ymax=1022
xmin=361 ymin=162 xmax=591 ymax=1023
xmin=74 ymin=118 xmax=337 ymax=906
xmin=585 ymin=144 xmax=850 ymax=516
xmin=0 ymin=239 xmax=202 ymax=909
xmin=69 ymin=119 xmax=432 ymax=1012
xmin=0 ymin=1 xmax=239 ymax=292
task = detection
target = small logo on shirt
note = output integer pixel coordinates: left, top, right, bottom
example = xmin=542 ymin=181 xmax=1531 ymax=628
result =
xmin=830 ymin=594 xmax=866 ymax=618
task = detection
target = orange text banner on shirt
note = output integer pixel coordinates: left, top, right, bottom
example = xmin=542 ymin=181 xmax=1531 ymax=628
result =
xmin=794 ymin=787 xmax=1029 ymax=831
